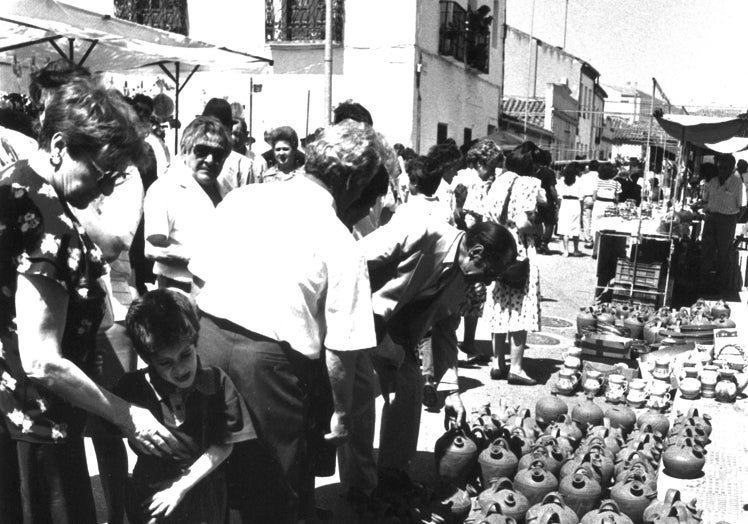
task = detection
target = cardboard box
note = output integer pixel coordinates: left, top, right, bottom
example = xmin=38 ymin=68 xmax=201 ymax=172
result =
xmin=576 ymin=332 xmax=633 ymax=360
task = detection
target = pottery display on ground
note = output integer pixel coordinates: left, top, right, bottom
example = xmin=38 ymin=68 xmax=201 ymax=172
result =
xmin=572 ymin=395 xmax=605 ymax=430
xmin=435 ymin=424 xmax=480 ymax=485
xmin=513 ymin=459 xmax=559 ymax=508
xmin=605 ymin=374 xmax=629 ymax=404
xmin=559 ymin=467 xmax=603 ymax=520
xmin=476 ymin=477 xmax=529 ymax=519
xmin=605 ymin=405 xmax=637 ymax=437
xmin=626 ymin=379 xmax=648 ymax=409
xmin=525 ymin=491 xmax=580 ymax=524
xmin=478 ymin=439 xmax=519 ymax=486
xmin=577 ymin=307 xmax=598 ymax=335
xmin=535 ymin=392 xmax=569 ymax=430
xmin=580 ymin=499 xmax=635 ymax=524
xmin=678 ymin=367 xmax=701 ymax=400
xmin=714 ymin=368 xmax=739 ymax=403
xmin=662 ymin=439 xmax=706 ymax=479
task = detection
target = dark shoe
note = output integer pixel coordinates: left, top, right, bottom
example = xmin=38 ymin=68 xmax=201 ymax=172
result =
xmin=508 ymin=372 xmax=537 ymax=386
xmin=489 ymin=367 xmax=507 ymax=380
xmin=467 ymin=354 xmax=491 ymax=366
xmin=422 ymin=377 xmax=438 ymax=409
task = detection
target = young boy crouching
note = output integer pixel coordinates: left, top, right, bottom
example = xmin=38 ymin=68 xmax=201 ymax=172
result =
xmin=105 ymin=288 xmax=255 ymax=523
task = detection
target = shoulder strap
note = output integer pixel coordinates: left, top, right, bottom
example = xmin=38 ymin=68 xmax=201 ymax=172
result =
xmin=499 ymin=175 xmax=519 ymax=225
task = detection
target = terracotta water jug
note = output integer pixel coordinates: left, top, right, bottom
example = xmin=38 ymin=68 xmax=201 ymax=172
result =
xmin=580 ymin=499 xmax=635 ymax=524
xmin=662 ymin=439 xmax=706 ymax=479
xmin=611 ymin=476 xmax=656 ymax=524
xmin=509 ymin=427 xmax=536 ymax=458
xmin=572 ymin=395 xmax=604 ymax=431
xmin=476 ymin=477 xmax=529 ymax=519
xmin=623 ymin=315 xmax=644 ymax=340
xmin=605 ymin=405 xmax=637 ymax=437
xmin=713 ymin=314 xmax=736 ymax=329
xmin=613 ymin=451 xmax=658 ymax=481
xmin=518 ymin=443 xmax=565 ymax=478
xmin=681 ymin=408 xmax=712 ymax=437
xmin=582 ymin=370 xmax=604 ymax=397
xmin=556 ymin=368 xmax=580 ymax=396
xmin=559 ymin=467 xmax=603 ymax=520
xmin=597 ymin=306 xmax=617 ymax=326
xmin=536 ymin=392 xmax=569 ymax=430
xmin=577 ymin=307 xmax=598 ymax=335
xmin=525 ymin=491 xmax=580 ymax=524
xmin=435 ymin=424 xmax=479 ymax=485
xmin=559 ymin=449 xmax=609 ymax=489
xmin=699 ymin=365 xmax=718 ymax=398
xmin=637 ymin=408 xmax=670 ymax=436
xmin=643 ymin=490 xmax=702 ymax=524
xmin=605 ymin=374 xmax=629 ymax=405
xmin=434 ymin=483 xmax=473 ymax=524
xmin=478 ymin=503 xmax=520 ymax=524
xmin=710 ymin=300 xmax=730 ymax=319
xmin=514 ymin=459 xmax=559 ymax=507
xmin=508 ymin=408 xmax=539 ymax=438
xmin=479 ymin=438 xmax=519 ymax=485
xmin=678 ymin=367 xmax=701 ymax=400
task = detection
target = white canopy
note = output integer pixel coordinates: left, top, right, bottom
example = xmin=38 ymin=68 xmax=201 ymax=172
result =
xmin=655 ymin=113 xmax=748 ymax=153
xmin=0 ymin=0 xmax=272 ymax=74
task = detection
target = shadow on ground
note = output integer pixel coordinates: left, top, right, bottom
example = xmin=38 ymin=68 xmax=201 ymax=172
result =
xmin=523 ymin=356 xmax=563 ymax=385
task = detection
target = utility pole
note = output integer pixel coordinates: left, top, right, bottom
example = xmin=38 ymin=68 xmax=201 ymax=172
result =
xmin=324 ymin=0 xmax=333 ymax=124
xmin=524 ymin=0 xmax=536 ymax=139
xmin=563 ymin=0 xmax=569 ymax=48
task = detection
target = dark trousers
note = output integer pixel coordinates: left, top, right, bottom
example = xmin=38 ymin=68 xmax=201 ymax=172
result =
xmin=0 ymin=431 xmax=21 ymax=524
xmin=198 ymin=313 xmax=312 ymax=524
xmin=701 ymin=212 xmax=738 ymax=289
xmin=16 ymin=439 xmax=96 ymax=524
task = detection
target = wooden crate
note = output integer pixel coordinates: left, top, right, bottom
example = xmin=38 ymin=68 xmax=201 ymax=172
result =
xmin=615 ymin=258 xmax=663 ymax=289
xmin=576 ymin=332 xmax=633 ymax=360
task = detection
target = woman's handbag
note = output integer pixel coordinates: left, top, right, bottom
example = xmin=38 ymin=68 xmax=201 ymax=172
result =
xmin=498 ymin=175 xmax=531 ymax=289
xmin=499 ymin=175 xmax=540 ymax=234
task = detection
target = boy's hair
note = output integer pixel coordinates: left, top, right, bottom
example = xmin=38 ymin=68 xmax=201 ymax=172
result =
xmin=406 ymin=156 xmax=441 ymax=196
xmin=125 ymin=289 xmax=200 ymax=362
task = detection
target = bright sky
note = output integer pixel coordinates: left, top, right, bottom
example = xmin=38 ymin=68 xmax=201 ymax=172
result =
xmin=506 ymin=0 xmax=748 ymax=111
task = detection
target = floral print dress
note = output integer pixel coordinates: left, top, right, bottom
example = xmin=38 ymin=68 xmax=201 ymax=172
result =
xmin=483 ymin=171 xmax=542 ymax=333
xmin=0 ymin=161 xmax=107 ymax=443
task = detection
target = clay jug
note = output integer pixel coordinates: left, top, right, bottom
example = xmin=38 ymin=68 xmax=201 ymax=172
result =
xmin=616 ymin=302 xmax=633 ymax=320
xmin=435 ymin=424 xmax=479 ymax=485
xmin=559 ymin=449 xmax=609 ymax=489
xmin=585 ymin=427 xmax=624 ymax=455
xmin=714 ymin=369 xmax=739 ymax=403
xmin=642 ymin=321 xmax=663 ymax=345
xmin=647 ymin=502 xmax=702 ymax=524
xmin=476 ymin=477 xmax=529 ymax=519
xmin=643 ymin=490 xmax=701 ymax=524
xmin=604 ymin=405 xmax=637 ymax=437
xmin=597 ymin=306 xmax=617 ymax=326
xmin=478 ymin=503 xmax=520 ymax=524
xmin=518 ymin=444 xmax=565 ymax=478
xmin=662 ymin=439 xmax=706 ymax=479
xmin=547 ymin=414 xmax=583 ymax=449
xmin=577 ymin=307 xmax=598 ymax=335
xmin=559 ymin=467 xmax=603 ymax=520
xmin=689 ymin=298 xmax=707 ymax=317
xmin=508 ymin=408 xmax=539 ymax=438
xmin=677 ymin=367 xmax=701 ymax=400
xmin=637 ymin=409 xmax=670 ymax=436
xmin=642 ymin=488 xmax=681 ymax=524
xmin=613 ymin=451 xmax=657 ymax=481
xmin=572 ymin=395 xmax=604 ymax=431
xmin=525 ymin=491 xmax=580 ymax=524
xmin=582 ymin=370 xmax=604 ymax=397
xmin=605 ymin=374 xmax=629 ymax=405
xmin=710 ymin=300 xmax=730 ymax=319
xmin=509 ymin=427 xmax=536 ymax=458
xmin=514 ymin=459 xmax=559 ymax=507
xmin=434 ymin=483 xmax=473 ymax=524
xmin=556 ymin=368 xmax=580 ymax=396
xmin=623 ymin=315 xmax=644 ymax=340
xmin=682 ymin=408 xmax=712 ymax=437
xmin=667 ymin=425 xmax=709 ymax=449
xmin=479 ymin=439 xmax=519 ymax=485
xmin=536 ymin=392 xmax=569 ymax=430
xmin=714 ymin=314 xmax=736 ymax=329
xmin=611 ymin=476 xmax=656 ymax=524
xmin=494 ymin=399 xmax=519 ymax=425
xmin=544 ymin=426 xmax=576 ymax=456
xmin=580 ymin=499 xmax=635 ymax=524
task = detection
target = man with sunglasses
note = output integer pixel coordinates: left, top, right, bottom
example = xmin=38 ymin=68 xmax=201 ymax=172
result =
xmin=143 ymin=116 xmax=230 ymax=293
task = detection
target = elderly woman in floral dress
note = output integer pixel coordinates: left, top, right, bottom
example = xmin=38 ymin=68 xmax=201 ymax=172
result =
xmin=0 ymin=80 xmax=187 ymax=523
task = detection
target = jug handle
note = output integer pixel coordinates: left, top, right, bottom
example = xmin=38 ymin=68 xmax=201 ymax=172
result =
xmin=597 ymin=499 xmax=623 ymax=514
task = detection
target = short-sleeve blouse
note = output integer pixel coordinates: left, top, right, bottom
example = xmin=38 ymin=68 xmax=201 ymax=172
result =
xmin=0 ymin=160 xmax=108 ymax=443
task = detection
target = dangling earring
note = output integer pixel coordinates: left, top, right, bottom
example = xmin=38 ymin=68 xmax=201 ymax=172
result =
xmin=49 ymin=153 xmax=61 ymax=168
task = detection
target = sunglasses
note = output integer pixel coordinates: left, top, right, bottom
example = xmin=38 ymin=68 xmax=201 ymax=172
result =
xmin=90 ymin=159 xmax=130 ymax=188
xmin=192 ymin=144 xmax=227 ymax=161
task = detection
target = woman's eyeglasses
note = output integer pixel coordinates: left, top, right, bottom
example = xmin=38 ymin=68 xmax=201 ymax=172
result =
xmin=90 ymin=159 xmax=130 ymax=188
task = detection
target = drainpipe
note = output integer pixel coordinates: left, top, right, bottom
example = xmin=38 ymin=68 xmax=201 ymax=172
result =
xmin=415 ymin=50 xmax=422 ymax=153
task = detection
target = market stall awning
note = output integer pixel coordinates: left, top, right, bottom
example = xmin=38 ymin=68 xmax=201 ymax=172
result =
xmin=0 ymin=0 xmax=272 ymax=74
xmin=655 ymin=113 xmax=748 ymax=153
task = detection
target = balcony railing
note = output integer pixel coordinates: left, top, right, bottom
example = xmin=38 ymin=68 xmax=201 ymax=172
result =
xmin=439 ymin=1 xmax=490 ymax=74
xmin=114 ymin=0 xmax=189 ymax=36
xmin=265 ymin=0 xmax=344 ymax=43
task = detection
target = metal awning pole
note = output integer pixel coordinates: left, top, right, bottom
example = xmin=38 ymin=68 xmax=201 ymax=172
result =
xmin=324 ymin=0 xmax=333 ymax=124
xmin=644 ymin=77 xmax=655 ymax=174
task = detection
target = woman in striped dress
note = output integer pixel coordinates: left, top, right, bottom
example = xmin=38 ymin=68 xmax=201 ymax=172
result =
xmin=591 ymin=163 xmax=621 ymax=242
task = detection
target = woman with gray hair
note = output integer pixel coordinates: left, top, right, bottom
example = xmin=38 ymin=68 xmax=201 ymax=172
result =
xmin=189 ymin=119 xmax=391 ymax=523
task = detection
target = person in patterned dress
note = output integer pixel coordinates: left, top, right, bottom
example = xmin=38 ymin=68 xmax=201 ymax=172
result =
xmin=483 ymin=141 xmax=546 ymax=385
xmin=0 ymin=80 xmax=188 ymax=523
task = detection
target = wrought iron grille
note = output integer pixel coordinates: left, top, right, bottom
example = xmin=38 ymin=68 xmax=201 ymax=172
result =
xmin=114 ymin=0 xmax=189 ymax=36
xmin=265 ymin=0 xmax=344 ymax=43
xmin=439 ymin=1 xmax=490 ymax=74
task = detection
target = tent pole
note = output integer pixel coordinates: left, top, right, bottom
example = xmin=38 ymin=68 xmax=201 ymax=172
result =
xmin=305 ymin=89 xmax=311 ymax=140
xmin=249 ymin=77 xmax=254 ymax=151
xmin=324 ymin=0 xmax=333 ymax=124
xmin=68 ymin=38 xmax=74 ymax=61
xmin=77 ymin=40 xmax=98 ymax=67
xmin=174 ymin=62 xmax=180 ymax=153
xmin=644 ymin=77 xmax=655 ymax=173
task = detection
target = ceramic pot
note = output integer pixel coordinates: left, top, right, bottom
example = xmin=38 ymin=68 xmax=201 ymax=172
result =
xmin=715 ymin=369 xmax=739 ymax=403
xmin=605 ymin=405 xmax=637 ymax=437
xmin=479 ymin=439 xmax=519 ymax=486
xmin=525 ymin=491 xmax=580 ymax=524
xmin=611 ymin=477 xmax=656 ymax=524
xmin=646 ymin=381 xmax=671 ymax=411
xmin=435 ymin=425 xmax=479 ymax=485
xmin=642 ymin=490 xmax=702 ymax=524
xmin=513 ymin=459 xmax=559 ymax=508
xmin=613 ymin=451 xmax=658 ymax=481
xmin=560 ymin=446 xmax=613 ymax=489
xmin=605 ymin=374 xmax=629 ymax=405
xmin=435 ymin=484 xmax=473 ymax=524
xmin=710 ymin=300 xmax=730 ymax=319
xmin=536 ymin=392 xmax=569 ymax=430
xmin=714 ymin=314 xmax=736 ymax=329
xmin=623 ymin=315 xmax=644 ymax=340
xmin=556 ymin=368 xmax=580 ymax=396
xmin=682 ymin=408 xmax=712 ymax=437
xmin=572 ymin=395 xmax=605 ymax=431
xmin=678 ymin=367 xmax=701 ymax=400
xmin=476 ymin=477 xmax=529 ymax=520
xmin=699 ymin=364 xmax=718 ymax=398
xmin=580 ymin=499 xmax=635 ymax=524
xmin=509 ymin=427 xmax=535 ymax=458
xmin=563 ymin=348 xmax=584 ymax=371
xmin=508 ymin=408 xmax=539 ymax=438
xmin=597 ymin=307 xmax=617 ymax=326
xmin=478 ymin=503 xmax=520 ymax=524
xmin=626 ymin=379 xmax=648 ymax=409
xmin=546 ymin=414 xmax=583 ymax=449
xmin=559 ymin=467 xmax=603 ymax=520
xmin=651 ymin=357 xmax=671 ymax=382
xmin=518 ymin=444 xmax=565 ymax=478
xmin=577 ymin=307 xmax=598 ymax=335
xmin=583 ymin=370 xmax=605 ymax=397
xmin=662 ymin=440 xmax=706 ymax=479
